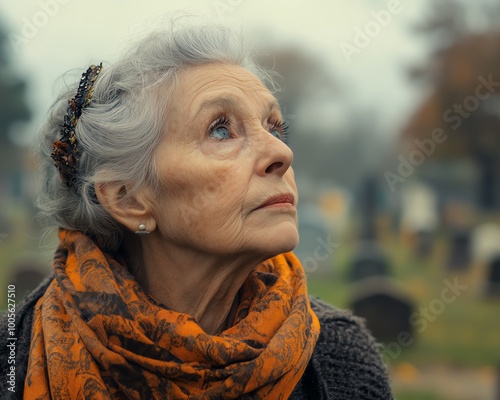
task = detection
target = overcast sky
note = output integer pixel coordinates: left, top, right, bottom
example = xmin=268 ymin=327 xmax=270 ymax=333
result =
xmin=0 ymin=0 xmax=430 ymax=145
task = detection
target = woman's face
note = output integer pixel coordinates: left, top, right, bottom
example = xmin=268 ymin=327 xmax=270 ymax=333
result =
xmin=149 ymin=63 xmax=298 ymax=259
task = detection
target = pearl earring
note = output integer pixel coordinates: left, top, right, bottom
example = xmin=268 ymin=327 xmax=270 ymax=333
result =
xmin=135 ymin=223 xmax=150 ymax=235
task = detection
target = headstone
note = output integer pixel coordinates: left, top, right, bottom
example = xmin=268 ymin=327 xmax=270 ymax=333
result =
xmin=472 ymin=223 xmax=500 ymax=263
xmin=349 ymin=277 xmax=414 ymax=343
xmin=296 ymin=203 xmax=334 ymax=276
xmin=415 ymin=229 xmax=434 ymax=258
xmin=359 ymin=176 xmax=379 ymax=240
xmin=477 ymin=156 xmax=497 ymax=211
xmin=400 ymin=182 xmax=438 ymax=257
xmin=347 ymin=242 xmax=390 ymax=282
xmin=0 ymin=215 xmax=12 ymax=239
xmin=485 ymin=256 xmax=500 ymax=298
xmin=9 ymin=262 xmax=48 ymax=300
xmin=318 ymin=187 xmax=352 ymax=236
xmin=447 ymin=228 xmax=472 ymax=271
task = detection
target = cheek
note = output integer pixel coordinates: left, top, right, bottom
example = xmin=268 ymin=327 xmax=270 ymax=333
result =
xmin=155 ymin=160 xmax=249 ymax=238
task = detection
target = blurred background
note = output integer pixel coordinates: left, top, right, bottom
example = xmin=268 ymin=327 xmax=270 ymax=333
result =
xmin=1 ymin=0 xmax=499 ymax=398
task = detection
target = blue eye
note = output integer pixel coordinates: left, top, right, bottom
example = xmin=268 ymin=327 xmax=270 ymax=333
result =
xmin=209 ymin=116 xmax=233 ymax=140
xmin=270 ymin=129 xmax=283 ymax=140
xmin=210 ymin=126 xmax=232 ymax=140
xmin=269 ymin=121 xmax=289 ymax=144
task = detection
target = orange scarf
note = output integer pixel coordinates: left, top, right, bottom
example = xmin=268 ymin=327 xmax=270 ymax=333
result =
xmin=24 ymin=229 xmax=320 ymax=399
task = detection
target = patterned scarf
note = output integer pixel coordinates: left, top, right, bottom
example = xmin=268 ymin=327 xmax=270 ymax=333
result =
xmin=24 ymin=229 xmax=320 ymax=399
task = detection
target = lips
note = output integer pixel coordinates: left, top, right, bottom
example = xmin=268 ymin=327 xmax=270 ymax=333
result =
xmin=256 ymin=193 xmax=295 ymax=210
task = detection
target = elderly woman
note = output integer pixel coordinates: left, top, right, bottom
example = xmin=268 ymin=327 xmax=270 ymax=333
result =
xmin=0 ymin=22 xmax=393 ymax=399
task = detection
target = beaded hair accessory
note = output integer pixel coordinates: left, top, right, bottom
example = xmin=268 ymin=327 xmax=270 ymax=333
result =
xmin=51 ymin=63 xmax=102 ymax=188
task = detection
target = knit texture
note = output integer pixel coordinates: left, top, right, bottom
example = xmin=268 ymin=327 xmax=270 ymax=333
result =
xmin=1 ymin=275 xmax=393 ymax=399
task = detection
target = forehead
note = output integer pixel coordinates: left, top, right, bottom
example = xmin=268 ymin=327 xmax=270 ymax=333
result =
xmin=170 ymin=63 xmax=277 ymax=115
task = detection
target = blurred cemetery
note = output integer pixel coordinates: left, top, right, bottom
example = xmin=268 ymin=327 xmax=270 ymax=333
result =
xmin=266 ymin=2 xmax=500 ymax=398
xmin=1 ymin=1 xmax=500 ymax=399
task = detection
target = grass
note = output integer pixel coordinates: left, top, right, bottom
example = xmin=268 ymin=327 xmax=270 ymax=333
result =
xmin=307 ymin=229 xmax=500 ymax=367
xmin=306 ymin=224 xmax=500 ymax=398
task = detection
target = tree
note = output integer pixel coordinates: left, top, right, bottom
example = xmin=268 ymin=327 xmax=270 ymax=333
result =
xmin=0 ymin=17 xmax=31 ymax=146
xmin=0 ymin=15 xmax=31 ymax=200
xmin=402 ymin=0 xmax=500 ymax=210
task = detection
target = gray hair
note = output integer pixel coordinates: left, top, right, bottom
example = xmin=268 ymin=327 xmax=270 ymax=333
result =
xmin=36 ymin=19 xmax=273 ymax=252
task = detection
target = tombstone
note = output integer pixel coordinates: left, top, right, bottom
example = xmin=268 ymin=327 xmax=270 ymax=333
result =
xmin=447 ymin=228 xmax=472 ymax=271
xmin=415 ymin=229 xmax=434 ymax=258
xmin=318 ymin=187 xmax=352 ymax=237
xmin=296 ymin=203 xmax=334 ymax=276
xmin=472 ymin=223 xmax=500 ymax=263
xmin=9 ymin=262 xmax=48 ymax=300
xmin=359 ymin=176 xmax=382 ymax=241
xmin=400 ymin=182 xmax=438 ymax=258
xmin=485 ymin=256 xmax=500 ymax=298
xmin=347 ymin=241 xmax=390 ymax=282
xmin=0 ymin=215 xmax=12 ymax=239
xmin=349 ymin=277 xmax=414 ymax=343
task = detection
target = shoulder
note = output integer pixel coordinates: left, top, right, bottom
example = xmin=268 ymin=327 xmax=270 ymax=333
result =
xmin=297 ymin=297 xmax=394 ymax=399
xmin=0 ymin=274 xmax=53 ymax=399
xmin=310 ymin=297 xmax=388 ymax=368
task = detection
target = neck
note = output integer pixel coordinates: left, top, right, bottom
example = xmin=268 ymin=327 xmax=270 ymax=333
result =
xmin=121 ymin=232 xmax=264 ymax=335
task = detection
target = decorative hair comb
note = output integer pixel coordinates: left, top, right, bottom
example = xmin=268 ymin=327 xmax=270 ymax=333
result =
xmin=51 ymin=63 xmax=102 ymax=188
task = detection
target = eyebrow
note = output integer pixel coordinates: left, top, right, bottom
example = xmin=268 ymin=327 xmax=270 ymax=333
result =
xmin=195 ymin=96 xmax=281 ymax=117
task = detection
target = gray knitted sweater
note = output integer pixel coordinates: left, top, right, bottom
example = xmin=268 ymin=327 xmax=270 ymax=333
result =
xmin=0 ymin=275 xmax=393 ymax=399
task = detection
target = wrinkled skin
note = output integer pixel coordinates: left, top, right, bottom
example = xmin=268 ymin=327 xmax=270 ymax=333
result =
xmin=148 ymin=63 xmax=298 ymax=258
xmin=102 ymin=63 xmax=299 ymax=334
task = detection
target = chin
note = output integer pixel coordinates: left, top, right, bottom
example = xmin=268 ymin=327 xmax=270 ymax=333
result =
xmin=258 ymin=222 xmax=299 ymax=256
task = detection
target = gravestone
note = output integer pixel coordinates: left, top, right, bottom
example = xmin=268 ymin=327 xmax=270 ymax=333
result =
xmin=318 ymin=188 xmax=351 ymax=235
xmin=349 ymin=277 xmax=414 ymax=343
xmin=447 ymin=228 xmax=472 ymax=271
xmin=400 ymin=182 xmax=438 ymax=258
xmin=485 ymin=256 xmax=500 ymax=298
xmin=347 ymin=242 xmax=390 ymax=282
xmin=9 ymin=262 xmax=48 ymax=300
xmin=472 ymin=223 xmax=500 ymax=263
xmin=415 ymin=229 xmax=434 ymax=258
xmin=296 ymin=203 xmax=334 ymax=276
xmin=359 ymin=176 xmax=379 ymax=240
xmin=0 ymin=215 xmax=12 ymax=239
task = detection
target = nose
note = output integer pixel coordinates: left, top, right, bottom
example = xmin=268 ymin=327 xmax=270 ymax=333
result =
xmin=255 ymin=132 xmax=294 ymax=177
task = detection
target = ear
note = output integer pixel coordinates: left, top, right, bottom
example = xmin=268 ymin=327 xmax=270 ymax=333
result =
xmin=95 ymin=181 xmax=157 ymax=234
